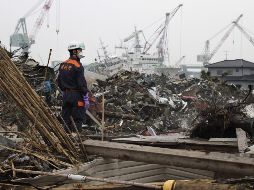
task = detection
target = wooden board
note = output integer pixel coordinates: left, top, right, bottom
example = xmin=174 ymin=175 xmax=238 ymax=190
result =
xmin=83 ymin=140 xmax=254 ymax=177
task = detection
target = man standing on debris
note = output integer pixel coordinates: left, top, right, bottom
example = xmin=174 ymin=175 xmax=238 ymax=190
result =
xmin=43 ymin=79 xmax=52 ymax=106
xmin=57 ymin=42 xmax=89 ymax=132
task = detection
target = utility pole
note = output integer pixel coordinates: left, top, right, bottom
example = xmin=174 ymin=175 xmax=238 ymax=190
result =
xmin=224 ymin=50 xmax=229 ymax=60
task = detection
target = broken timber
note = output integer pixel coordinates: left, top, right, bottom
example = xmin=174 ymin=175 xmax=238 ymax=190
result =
xmin=112 ymin=137 xmax=239 ymax=153
xmin=83 ymin=140 xmax=254 ymax=177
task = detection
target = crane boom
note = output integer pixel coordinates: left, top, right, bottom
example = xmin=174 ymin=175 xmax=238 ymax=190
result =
xmin=23 ymin=0 xmax=44 ymax=18
xmin=143 ymin=4 xmax=182 ymax=58
xmin=234 ymin=23 xmax=254 ymax=47
xmin=175 ymin=55 xmax=185 ymax=66
xmin=208 ymin=14 xmax=243 ymax=63
xmin=29 ymin=0 xmax=54 ymax=44
xmin=124 ymin=29 xmax=142 ymax=42
xmin=10 ymin=0 xmax=54 ymax=53
xmin=157 ymin=4 xmax=182 ymax=63
xmin=124 ymin=27 xmax=143 ymax=53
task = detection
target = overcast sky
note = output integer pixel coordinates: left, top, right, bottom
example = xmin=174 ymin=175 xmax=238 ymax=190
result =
xmin=1 ymin=0 xmax=254 ymax=66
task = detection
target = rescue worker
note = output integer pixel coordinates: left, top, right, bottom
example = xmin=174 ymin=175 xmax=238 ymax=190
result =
xmin=43 ymin=79 xmax=52 ymax=106
xmin=57 ymin=42 xmax=89 ymax=132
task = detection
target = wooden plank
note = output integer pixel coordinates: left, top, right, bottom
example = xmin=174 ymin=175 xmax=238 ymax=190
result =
xmin=86 ymin=110 xmax=102 ymax=131
xmin=113 ymin=136 xmax=238 ymax=147
xmin=85 ymin=161 xmax=150 ymax=175
xmin=167 ymin=166 xmax=214 ymax=178
xmin=209 ymin=138 xmax=238 ymax=142
xmin=105 ymin=168 xmax=167 ymax=182
xmin=112 ymin=137 xmax=239 ymax=153
xmin=165 ymin=168 xmax=213 ymax=179
xmin=95 ymin=164 xmax=165 ymax=179
xmin=83 ymin=140 xmax=254 ymax=177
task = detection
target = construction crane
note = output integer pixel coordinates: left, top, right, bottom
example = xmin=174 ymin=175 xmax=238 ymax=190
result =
xmin=234 ymin=23 xmax=254 ymax=47
xmin=123 ymin=26 xmax=143 ymax=53
xmin=10 ymin=0 xmax=54 ymax=54
xmin=99 ymin=39 xmax=110 ymax=64
xmin=174 ymin=55 xmax=185 ymax=67
xmin=157 ymin=4 xmax=183 ymax=63
xmin=198 ymin=14 xmax=243 ymax=65
xmin=142 ymin=4 xmax=183 ymax=63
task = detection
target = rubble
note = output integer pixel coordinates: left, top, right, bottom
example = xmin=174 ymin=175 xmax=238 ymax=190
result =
xmin=190 ymin=81 xmax=253 ymax=139
xmin=0 ymin=57 xmax=57 ymax=132
xmin=90 ymin=70 xmax=199 ymax=134
xmin=0 ymin=48 xmax=84 ymax=181
xmin=1 ymin=48 xmax=254 ymax=188
xmin=3 ymin=54 xmax=251 ymax=140
xmin=89 ymin=70 xmax=253 ymax=139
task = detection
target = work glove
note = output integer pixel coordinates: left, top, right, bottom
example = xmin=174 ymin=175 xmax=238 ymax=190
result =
xmin=83 ymin=95 xmax=90 ymax=110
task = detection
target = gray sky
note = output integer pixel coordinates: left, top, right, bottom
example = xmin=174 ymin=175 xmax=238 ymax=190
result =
xmin=1 ymin=0 xmax=254 ymax=66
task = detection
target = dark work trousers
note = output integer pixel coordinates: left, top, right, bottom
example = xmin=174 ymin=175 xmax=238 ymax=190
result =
xmin=62 ymin=91 xmax=85 ymax=132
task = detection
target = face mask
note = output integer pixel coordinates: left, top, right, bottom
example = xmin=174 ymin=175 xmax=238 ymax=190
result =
xmin=77 ymin=51 xmax=85 ymax=59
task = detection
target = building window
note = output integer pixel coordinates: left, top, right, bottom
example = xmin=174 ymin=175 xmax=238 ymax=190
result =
xmin=227 ymin=70 xmax=233 ymax=75
xmin=236 ymin=68 xmax=239 ymax=72
xmin=223 ymin=70 xmax=233 ymax=76
xmin=217 ymin=70 xmax=223 ymax=75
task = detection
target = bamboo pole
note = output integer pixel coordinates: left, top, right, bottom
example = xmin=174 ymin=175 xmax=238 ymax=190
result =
xmin=0 ymin=47 xmax=83 ymax=165
xmin=101 ymin=94 xmax=105 ymax=141
xmin=70 ymin=116 xmax=88 ymax=161
xmin=43 ymin=48 xmax=52 ymax=80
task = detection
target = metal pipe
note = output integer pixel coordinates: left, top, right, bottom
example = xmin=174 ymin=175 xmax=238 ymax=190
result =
xmin=13 ymin=169 xmax=161 ymax=189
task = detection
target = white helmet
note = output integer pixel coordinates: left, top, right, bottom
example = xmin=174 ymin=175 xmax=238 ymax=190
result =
xmin=68 ymin=42 xmax=85 ymax=51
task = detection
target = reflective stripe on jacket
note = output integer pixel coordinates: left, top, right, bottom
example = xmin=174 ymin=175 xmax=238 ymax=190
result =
xmin=57 ymin=57 xmax=88 ymax=96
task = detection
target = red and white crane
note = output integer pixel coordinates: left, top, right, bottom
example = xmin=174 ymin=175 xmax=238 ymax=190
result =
xmin=30 ymin=0 xmax=54 ymax=44
xmin=10 ymin=0 xmax=54 ymax=53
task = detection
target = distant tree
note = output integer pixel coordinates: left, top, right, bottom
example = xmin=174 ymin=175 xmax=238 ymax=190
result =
xmin=200 ymin=70 xmax=211 ymax=80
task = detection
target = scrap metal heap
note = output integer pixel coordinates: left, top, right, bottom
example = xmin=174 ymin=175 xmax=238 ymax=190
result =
xmin=90 ymin=70 xmax=253 ymax=139
xmin=90 ymin=71 xmax=199 ymax=134
xmin=191 ymin=80 xmax=254 ymax=139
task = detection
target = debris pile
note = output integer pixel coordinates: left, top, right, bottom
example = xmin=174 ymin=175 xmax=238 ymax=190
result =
xmin=11 ymin=57 xmax=55 ymax=89
xmin=0 ymin=93 xmax=28 ymax=131
xmin=190 ymin=81 xmax=253 ymax=139
xmin=0 ymin=57 xmax=57 ymax=132
xmin=90 ymin=70 xmax=253 ymax=138
xmin=90 ymin=71 xmax=198 ymax=134
xmin=1 ymin=48 xmax=254 ymax=187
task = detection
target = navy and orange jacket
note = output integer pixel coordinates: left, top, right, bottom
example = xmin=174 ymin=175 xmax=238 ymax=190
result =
xmin=57 ymin=56 xmax=88 ymax=96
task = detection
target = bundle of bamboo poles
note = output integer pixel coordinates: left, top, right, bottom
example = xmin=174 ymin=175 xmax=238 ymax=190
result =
xmin=0 ymin=47 xmax=81 ymax=165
